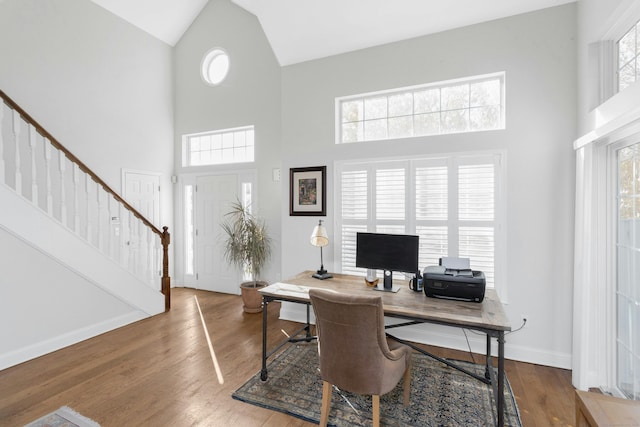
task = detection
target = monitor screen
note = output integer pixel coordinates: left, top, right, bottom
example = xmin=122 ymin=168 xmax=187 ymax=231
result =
xmin=356 ymin=232 xmax=419 ymax=291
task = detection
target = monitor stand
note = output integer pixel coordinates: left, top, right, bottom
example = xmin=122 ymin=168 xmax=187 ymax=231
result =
xmin=373 ymin=270 xmax=401 ymax=293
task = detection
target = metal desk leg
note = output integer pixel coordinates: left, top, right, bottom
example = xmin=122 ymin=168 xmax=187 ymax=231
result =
xmin=485 ymin=334 xmax=492 ymax=380
xmin=497 ymin=331 xmax=505 ymax=427
xmin=260 ymin=296 xmax=268 ymax=381
xmin=305 ymin=303 xmax=313 ymax=339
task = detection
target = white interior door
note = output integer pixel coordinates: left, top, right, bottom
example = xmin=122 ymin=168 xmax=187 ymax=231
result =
xmin=195 ymin=174 xmax=240 ymax=294
xmin=122 ymin=170 xmax=161 ymax=278
xmin=123 ymin=170 xmax=161 ymax=226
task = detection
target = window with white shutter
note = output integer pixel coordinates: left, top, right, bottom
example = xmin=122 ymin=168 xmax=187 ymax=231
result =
xmin=335 ymin=153 xmax=504 ymax=291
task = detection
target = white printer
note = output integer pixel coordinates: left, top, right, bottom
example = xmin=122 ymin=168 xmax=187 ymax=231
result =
xmin=422 ymin=257 xmax=486 ymax=303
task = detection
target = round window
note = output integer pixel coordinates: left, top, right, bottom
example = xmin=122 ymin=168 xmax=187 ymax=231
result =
xmin=201 ymin=48 xmax=230 ymax=86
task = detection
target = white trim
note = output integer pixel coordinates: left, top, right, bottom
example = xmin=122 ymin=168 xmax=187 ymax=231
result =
xmin=575 ymin=82 xmax=640 ymax=150
xmin=572 ymin=76 xmax=640 ymax=391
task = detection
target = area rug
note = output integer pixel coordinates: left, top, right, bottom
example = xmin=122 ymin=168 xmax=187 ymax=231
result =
xmin=233 ymin=342 xmax=522 ymax=426
xmin=23 ymin=406 xmax=101 ymax=427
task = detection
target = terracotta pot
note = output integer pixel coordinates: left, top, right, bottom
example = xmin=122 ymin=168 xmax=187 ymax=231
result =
xmin=240 ymin=281 xmax=267 ymax=313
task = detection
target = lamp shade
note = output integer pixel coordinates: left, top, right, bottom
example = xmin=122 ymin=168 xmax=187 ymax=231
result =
xmin=310 ymin=222 xmax=329 ymax=247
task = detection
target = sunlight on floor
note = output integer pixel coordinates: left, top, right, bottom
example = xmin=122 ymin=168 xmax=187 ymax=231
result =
xmin=194 ymin=295 xmax=224 ymax=385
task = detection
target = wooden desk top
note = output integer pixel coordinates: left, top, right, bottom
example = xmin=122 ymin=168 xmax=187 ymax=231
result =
xmin=262 ymin=271 xmax=511 ymax=333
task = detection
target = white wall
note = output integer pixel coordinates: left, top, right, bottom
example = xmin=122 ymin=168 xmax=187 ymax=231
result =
xmin=173 ymin=0 xmax=282 ymax=285
xmin=0 ymin=226 xmax=149 ymax=370
xmin=0 ymin=0 xmax=175 ymax=368
xmin=280 ymin=4 xmax=577 ymax=368
xmin=0 ymin=0 xmax=174 ymax=230
xmin=0 ymin=0 xmax=583 ymax=370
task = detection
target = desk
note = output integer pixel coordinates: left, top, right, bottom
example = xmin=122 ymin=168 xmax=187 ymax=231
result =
xmin=260 ymin=271 xmax=512 ymax=426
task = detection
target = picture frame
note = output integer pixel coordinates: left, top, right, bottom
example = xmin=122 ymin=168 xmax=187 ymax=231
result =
xmin=289 ymin=166 xmax=327 ymax=216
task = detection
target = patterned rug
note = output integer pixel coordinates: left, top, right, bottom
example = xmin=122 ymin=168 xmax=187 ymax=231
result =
xmin=23 ymin=406 xmax=101 ymax=427
xmin=233 ymin=342 xmax=522 ymax=426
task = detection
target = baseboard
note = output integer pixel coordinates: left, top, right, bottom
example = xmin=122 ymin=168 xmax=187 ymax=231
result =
xmin=279 ymin=302 xmax=572 ymax=370
xmin=0 ymin=311 xmax=147 ymax=371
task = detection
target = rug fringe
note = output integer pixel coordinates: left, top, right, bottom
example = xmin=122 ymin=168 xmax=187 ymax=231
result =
xmin=56 ymin=406 xmax=101 ymax=427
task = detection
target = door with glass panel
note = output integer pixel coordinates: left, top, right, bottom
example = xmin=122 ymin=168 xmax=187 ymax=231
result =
xmin=616 ymin=141 xmax=640 ymax=400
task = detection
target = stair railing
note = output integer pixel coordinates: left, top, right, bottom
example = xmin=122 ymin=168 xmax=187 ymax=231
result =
xmin=0 ymin=90 xmax=171 ymax=310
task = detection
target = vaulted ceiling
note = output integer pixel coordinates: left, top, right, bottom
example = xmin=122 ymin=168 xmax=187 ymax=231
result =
xmin=91 ymin=0 xmax=576 ymax=66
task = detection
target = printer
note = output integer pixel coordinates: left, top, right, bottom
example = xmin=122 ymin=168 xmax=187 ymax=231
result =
xmin=422 ymin=257 xmax=486 ymax=303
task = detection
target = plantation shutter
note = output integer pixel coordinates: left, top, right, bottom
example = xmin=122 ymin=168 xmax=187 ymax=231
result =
xmin=336 ymin=153 xmax=502 ymax=289
xmin=458 ymin=162 xmax=496 ymax=285
xmin=376 ymin=167 xmax=406 ymax=235
xmin=340 ymin=169 xmax=368 ymax=275
xmin=415 ymin=162 xmax=449 ymax=269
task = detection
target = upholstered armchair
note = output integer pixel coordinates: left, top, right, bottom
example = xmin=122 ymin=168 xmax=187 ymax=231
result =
xmin=309 ymin=289 xmax=412 ymax=427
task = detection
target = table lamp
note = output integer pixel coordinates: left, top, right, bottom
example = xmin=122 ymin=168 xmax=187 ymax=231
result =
xmin=310 ymin=219 xmax=332 ymax=279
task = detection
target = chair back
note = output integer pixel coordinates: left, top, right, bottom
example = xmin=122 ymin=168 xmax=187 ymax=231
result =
xmin=309 ymin=289 xmax=408 ymax=396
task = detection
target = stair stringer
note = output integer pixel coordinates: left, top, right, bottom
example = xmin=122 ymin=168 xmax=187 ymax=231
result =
xmin=0 ymin=183 xmax=165 ymax=317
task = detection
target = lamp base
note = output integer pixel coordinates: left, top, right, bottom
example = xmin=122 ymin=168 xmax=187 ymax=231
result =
xmin=312 ymin=269 xmax=333 ymax=280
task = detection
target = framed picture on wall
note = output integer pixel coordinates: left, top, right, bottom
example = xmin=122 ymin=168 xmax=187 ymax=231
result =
xmin=289 ymin=166 xmax=326 ymax=216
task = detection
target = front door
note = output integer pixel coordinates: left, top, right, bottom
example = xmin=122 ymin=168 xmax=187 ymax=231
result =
xmin=195 ymin=174 xmax=240 ymax=294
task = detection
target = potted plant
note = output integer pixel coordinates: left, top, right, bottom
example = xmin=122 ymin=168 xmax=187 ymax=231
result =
xmin=221 ymin=200 xmax=272 ymax=313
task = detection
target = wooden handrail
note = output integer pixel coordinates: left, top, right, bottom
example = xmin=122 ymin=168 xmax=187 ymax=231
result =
xmin=0 ymin=89 xmax=171 ymax=310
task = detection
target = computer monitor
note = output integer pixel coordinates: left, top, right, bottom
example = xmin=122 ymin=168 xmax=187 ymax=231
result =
xmin=355 ymin=232 xmax=419 ymax=292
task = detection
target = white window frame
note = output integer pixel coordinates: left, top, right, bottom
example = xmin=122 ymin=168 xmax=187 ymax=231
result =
xmin=617 ymin=19 xmax=640 ymax=92
xmin=335 ymin=72 xmax=505 ymax=144
xmin=609 ymin=137 xmax=640 ymax=399
xmin=182 ymin=125 xmax=255 ymax=167
xmin=595 ymin=1 xmax=640 ymax=103
xmin=334 ymin=151 xmax=507 ymax=300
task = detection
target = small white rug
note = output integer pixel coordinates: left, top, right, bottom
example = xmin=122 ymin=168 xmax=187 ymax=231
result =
xmin=23 ymin=406 xmax=101 ymax=427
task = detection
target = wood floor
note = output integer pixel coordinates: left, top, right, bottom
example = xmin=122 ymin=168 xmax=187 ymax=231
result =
xmin=0 ymin=288 xmax=576 ymax=426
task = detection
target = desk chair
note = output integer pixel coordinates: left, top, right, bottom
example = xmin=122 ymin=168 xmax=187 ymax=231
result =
xmin=309 ymin=289 xmax=412 ymax=427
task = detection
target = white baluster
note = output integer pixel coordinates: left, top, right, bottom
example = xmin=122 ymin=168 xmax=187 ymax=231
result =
xmin=73 ymin=164 xmax=80 ymax=233
xmin=12 ymin=110 xmax=22 ymax=194
xmin=129 ymin=212 xmax=137 ymax=274
xmin=139 ymin=223 xmax=149 ymax=283
xmin=96 ymin=185 xmax=103 ymax=252
xmin=29 ymin=125 xmax=38 ymax=205
xmin=86 ymin=174 xmax=93 ymax=243
xmin=105 ymin=193 xmax=114 ymax=259
xmin=0 ymin=104 xmax=5 ymax=184
xmin=122 ymin=210 xmax=132 ymax=269
xmin=109 ymin=195 xmax=120 ymax=262
xmin=147 ymin=228 xmax=155 ymax=285
xmin=44 ymin=138 xmax=52 ymax=215
xmin=58 ymin=151 xmax=67 ymax=225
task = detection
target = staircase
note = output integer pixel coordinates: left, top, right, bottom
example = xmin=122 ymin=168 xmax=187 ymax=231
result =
xmin=0 ymin=90 xmax=171 ymax=370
